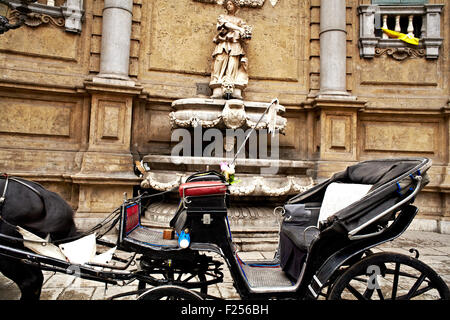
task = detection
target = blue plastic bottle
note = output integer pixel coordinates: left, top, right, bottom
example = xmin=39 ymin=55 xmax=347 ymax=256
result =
xmin=177 ymin=229 xmax=190 ymax=248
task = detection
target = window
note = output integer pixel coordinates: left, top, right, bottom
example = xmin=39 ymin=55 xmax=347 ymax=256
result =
xmin=359 ymin=2 xmax=443 ymax=59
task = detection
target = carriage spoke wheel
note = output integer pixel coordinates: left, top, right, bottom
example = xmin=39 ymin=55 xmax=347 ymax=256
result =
xmin=137 ymin=285 xmax=204 ymax=300
xmin=328 ymin=252 xmax=449 ymax=300
xmin=166 ymin=269 xmax=208 ymax=294
xmin=138 ymin=268 xmax=208 ymax=294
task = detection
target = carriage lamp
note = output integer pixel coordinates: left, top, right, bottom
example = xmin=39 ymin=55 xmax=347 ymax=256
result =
xmin=0 ymin=0 xmax=37 ymax=35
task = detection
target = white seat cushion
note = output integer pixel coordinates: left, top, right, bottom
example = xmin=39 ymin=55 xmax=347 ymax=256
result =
xmin=318 ymin=182 xmax=373 ymax=225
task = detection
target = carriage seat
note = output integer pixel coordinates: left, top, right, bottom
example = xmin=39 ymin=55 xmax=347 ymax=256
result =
xmin=178 ymin=181 xmax=227 ymax=198
xmin=280 ymin=182 xmax=373 ymax=280
xmin=119 ymin=202 xmax=179 ymax=250
xmin=281 ymin=223 xmax=317 ymax=251
xmin=281 ymin=182 xmax=373 ymax=251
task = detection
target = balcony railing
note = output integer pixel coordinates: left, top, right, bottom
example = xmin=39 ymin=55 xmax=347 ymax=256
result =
xmin=359 ymin=4 xmax=443 ymax=59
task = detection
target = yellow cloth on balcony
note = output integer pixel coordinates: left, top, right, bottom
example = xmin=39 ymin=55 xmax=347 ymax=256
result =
xmin=381 ymin=28 xmax=419 ymax=46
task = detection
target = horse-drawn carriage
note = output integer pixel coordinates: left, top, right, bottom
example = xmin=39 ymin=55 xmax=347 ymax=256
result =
xmin=0 ymin=157 xmax=449 ymax=300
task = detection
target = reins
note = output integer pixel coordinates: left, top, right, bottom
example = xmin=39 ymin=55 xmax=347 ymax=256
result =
xmin=0 ymin=174 xmax=9 ymax=207
xmin=1 ymin=174 xmax=44 ymax=217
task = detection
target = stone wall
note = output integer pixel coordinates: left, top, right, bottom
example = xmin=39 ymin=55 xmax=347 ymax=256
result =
xmin=0 ymin=0 xmax=448 ymax=232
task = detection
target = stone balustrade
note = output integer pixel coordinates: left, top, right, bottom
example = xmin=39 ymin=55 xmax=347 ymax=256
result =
xmin=359 ymin=4 xmax=443 ymax=59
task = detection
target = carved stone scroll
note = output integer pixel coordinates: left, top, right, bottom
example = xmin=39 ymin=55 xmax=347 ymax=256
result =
xmin=140 ymin=170 xmax=314 ymax=197
xmin=194 ymin=0 xmax=265 ymax=8
xmin=22 ymin=11 xmax=65 ymax=28
xmin=375 ymin=47 xmax=426 ymax=61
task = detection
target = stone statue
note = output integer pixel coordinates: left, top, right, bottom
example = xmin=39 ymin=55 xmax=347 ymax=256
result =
xmin=210 ymin=0 xmax=252 ymax=100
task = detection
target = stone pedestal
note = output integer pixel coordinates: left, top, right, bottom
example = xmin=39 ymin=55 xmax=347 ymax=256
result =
xmin=170 ymin=98 xmax=287 ymax=132
xmin=313 ymin=98 xmax=366 ymax=163
xmin=72 ymin=80 xmax=142 ymax=223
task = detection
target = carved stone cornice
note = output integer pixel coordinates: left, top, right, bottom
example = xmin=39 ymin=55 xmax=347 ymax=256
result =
xmin=140 ymin=170 xmax=314 ymax=197
xmin=170 ymin=98 xmax=287 ymax=133
xmin=374 ymin=47 xmax=426 ymax=61
xmin=193 ymin=0 xmax=265 ymax=8
xmin=311 ymin=97 xmax=367 ymax=111
xmin=20 ymin=11 xmax=65 ymax=28
xmin=140 ymin=154 xmax=315 ymax=197
xmin=8 ymin=0 xmax=84 ymax=33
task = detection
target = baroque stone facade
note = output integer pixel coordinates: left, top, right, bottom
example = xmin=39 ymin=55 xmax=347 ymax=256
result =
xmin=0 ymin=0 xmax=449 ymax=234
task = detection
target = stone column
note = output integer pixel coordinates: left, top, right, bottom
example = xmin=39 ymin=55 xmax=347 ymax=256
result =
xmin=318 ymin=0 xmax=349 ymax=97
xmin=97 ymin=0 xmax=133 ymax=81
xmin=312 ymin=0 xmax=366 ymax=180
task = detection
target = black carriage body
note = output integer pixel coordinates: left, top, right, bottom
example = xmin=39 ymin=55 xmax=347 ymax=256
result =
xmin=177 ymin=173 xmax=229 ymax=243
xmin=279 ymin=157 xmax=433 ymax=298
xmin=115 ymin=158 xmax=438 ymax=300
xmin=2 ymin=158 xmax=446 ymax=301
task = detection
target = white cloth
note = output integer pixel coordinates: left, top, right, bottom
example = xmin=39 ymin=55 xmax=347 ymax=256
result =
xmin=318 ymin=183 xmax=373 ymax=225
xmin=59 ymin=233 xmax=97 ymax=265
xmin=18 ymin=226 xmax=67 ymax=261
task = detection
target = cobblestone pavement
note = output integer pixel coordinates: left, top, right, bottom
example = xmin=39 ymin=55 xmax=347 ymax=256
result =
xmin=0 ymin=230 xmax=449 ymax=300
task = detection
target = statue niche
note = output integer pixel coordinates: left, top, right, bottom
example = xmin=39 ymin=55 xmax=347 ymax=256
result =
xmin=210 ymin=0 xmax=252 ymax=100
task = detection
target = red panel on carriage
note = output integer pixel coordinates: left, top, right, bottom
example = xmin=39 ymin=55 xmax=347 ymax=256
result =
xmin=179 ymin=181 xmax=227 ymax=197
xmin=125 ymin=203 xmax=140 ymax=234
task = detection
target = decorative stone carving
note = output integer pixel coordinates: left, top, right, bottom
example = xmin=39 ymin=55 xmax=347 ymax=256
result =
xmin=170 ymin=98 xmax=287 ymax=133
xmin=140 ymin=171 xmax=183 ymax=190
xmin=210 ymin=0 xmax=252 ymax=99
xmin=22 ymin=11 xmax=65 ymax=28
xmin=230 ymin=179 xmax=258 ymax=195
xmin=269 ymin=0 xmax=278 ymax=6
xmin=7 ymin=0 xmax=84 ymax=33
xmin=140 ymin=170 xmax=314 ymax=197
xmin=375 ymin=47 xmax=425 ymax=61
xmin=222 ymin=99 xmax=246 ymax=129
xmin=194 ymin=0 xmax=265 ymax=8
xmin=169 ymin=109 xmax=223 ymax=129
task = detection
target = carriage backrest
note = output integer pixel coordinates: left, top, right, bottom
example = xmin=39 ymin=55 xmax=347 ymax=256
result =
xmin=179 ymin=181 xmax=227 ymax=198
xmin=125 ymin=203 xmax=140 ymax=234
xmin=118 ymin=202 xmax=141 ymax=245
xmin=324 ymin=158 xmax=431 ymax=235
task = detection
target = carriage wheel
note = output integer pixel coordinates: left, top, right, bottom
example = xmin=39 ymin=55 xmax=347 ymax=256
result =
xmin=137 ymin=285 xmax=204 ymax=300
xmin=138 ymin=270 xmax=208 ymax=294
xmin=328 ymin=252 xmax=450 ymax=300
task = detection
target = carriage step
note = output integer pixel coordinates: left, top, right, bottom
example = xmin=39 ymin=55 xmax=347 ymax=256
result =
xmin=239 ymin=263 xmax=294 ymax=288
